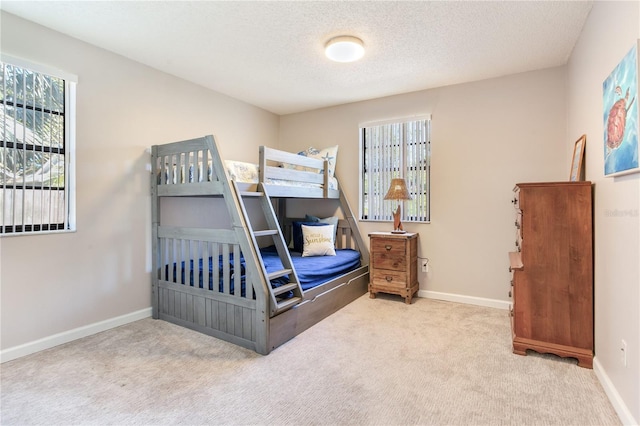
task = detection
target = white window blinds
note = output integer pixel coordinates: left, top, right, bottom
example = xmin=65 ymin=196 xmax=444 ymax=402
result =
xmin=360 ymin=117 xmax=430 ymax=223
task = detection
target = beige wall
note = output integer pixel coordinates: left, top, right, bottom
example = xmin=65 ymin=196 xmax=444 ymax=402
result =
xmin=567 ymin=1 xmax=640 ymax=423
xmin=2 ymin=4 xmax=638 ymax=423
xmin=0 ymin=12 xmax=279 ymax=350
xmin=280 ymin=67 xmax=567 ymax=304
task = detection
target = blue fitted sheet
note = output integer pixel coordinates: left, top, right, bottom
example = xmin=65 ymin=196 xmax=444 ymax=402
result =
xmin=168 ymin=246 xmax=361 ymax=295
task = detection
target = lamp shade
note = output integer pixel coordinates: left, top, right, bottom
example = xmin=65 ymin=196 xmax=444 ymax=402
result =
xmin=384 ymin=178 xmax=412 ymax=201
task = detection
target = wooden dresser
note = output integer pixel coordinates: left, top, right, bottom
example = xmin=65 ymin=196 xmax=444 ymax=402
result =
xmin=369 ymin=232 xmax=418 ymax=304
xmin=508 ymin=182 xmax=594 ymax=368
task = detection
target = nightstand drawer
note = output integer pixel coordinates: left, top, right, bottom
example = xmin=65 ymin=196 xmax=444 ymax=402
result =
xmin=371 ymin=252 xmax=407 ymax=271
xmin=371 ymin=237 xmax=406 ymax=254
xmin=371 ymin=269 xmax=407 ymax=289
xmin=371 ymin=238 xmax=407 ymax=271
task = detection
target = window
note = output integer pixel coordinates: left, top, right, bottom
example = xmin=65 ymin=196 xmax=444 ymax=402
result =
xmin=1 ymin=56 xmax=76 ymax=235
xmin=360 ymin=116 xmax=430 ymax=223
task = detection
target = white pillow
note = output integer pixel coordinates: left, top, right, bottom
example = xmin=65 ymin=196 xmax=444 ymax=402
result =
xmin=225 ymin=160 xmax=259 ymax=183
xmin=301 ymin=224 xmax=336 ymax=257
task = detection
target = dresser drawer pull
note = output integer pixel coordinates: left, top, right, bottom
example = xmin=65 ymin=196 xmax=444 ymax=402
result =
xmin=508 ymin=290 xmax=512 ymax=298
xmin=385 ymin=245 xmax=392 ymax=251
xmin=385 ymin=276 xmax=393 ymax=282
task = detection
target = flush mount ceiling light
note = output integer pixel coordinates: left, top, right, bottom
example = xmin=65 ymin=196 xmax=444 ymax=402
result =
xmin=325 ymin=36 xmax=365 ymax=63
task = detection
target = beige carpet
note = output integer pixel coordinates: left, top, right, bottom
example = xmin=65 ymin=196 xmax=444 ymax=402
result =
xmin=0 ymin=295 xmax=620 ymax=425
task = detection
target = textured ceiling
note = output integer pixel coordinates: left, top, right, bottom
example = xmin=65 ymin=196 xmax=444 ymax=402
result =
xmin=1 ymin=1 xmax=593 ymax=115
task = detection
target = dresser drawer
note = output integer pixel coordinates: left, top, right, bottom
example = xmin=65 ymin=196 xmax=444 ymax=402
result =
xmin=512 ymin=187 xmax=521 ymax=210
xmin=515 ymin=228 xmax=523 ymax=252
xmin=371 ymin=238 xmax=407 ymax=271
xmin=371 ymin=269 xmax=407 ymax=289
xmin=509 ymin=274 xmax=514 ymax=299
xmin=515 ymin=211 xmax=523 ymax=250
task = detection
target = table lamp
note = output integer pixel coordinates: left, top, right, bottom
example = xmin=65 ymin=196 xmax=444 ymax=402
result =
xmin=383 ymin=178 xmax=412 ymax=233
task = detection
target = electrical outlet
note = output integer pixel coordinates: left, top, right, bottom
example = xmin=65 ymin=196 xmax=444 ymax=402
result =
xmin=422 ymin=261 xmax=428 ymax=273
xmin=621 ymin=339 xmax=627 ymax=367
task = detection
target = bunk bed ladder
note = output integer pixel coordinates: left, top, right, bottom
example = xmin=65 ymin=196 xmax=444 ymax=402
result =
xmin=232 ymin=182 xmax=304 ymax=316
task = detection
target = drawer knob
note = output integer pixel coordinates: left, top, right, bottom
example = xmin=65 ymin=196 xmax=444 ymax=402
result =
xmin=385 ymin=245 xmax=392 ymax=251
xmin=508 ymin=290 xmax=512 ymax=297
xmin=385 ymin=276 xmax=393 ymax=282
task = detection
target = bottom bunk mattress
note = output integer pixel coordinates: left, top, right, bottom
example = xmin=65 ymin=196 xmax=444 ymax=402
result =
xmin=261 ymin=246 xmax=361 ymax=290
xmin=169 ymin=246 xmax=361 ymax=295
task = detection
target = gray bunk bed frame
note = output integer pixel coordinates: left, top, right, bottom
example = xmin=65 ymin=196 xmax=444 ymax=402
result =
xmin=151 ymin=135 xmax=370 ymax=354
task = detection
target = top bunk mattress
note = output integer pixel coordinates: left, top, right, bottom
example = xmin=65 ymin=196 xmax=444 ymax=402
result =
xmin=225 ymin=160 xmax=338 ymax=191
xmin=158 ymin=159 xmax=338 ymax=191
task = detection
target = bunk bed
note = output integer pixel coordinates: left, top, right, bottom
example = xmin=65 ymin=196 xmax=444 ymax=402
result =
xmin=151 ymin=135 xmax=370 ymax=354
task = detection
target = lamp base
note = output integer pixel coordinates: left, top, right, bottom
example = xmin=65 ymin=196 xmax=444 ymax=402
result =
xmin=391 ymin=206 xmax=405 ymax=234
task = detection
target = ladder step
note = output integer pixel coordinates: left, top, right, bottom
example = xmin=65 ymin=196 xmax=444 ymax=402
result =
xmin=253 ymin=229 xmax=279 ymax=237
xmin=273 ymin=282 xmax=298 ymax=296
xmin=268 ymin=268 xmax=292 ymax=281
xmin=240 ymin=191 xmax=263 ymax=197
xmin=276 ymin=296 xmax=302 ymax=311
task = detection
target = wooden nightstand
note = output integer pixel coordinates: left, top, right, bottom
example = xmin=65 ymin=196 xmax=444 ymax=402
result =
xmin=368 ymin=232 xmax=419 ymax=304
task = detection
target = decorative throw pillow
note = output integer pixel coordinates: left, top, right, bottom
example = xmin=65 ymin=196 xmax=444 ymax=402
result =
xmin=305 ymin=214 xmax=339 ymax=238
xmin=283 ymin=146 xmax=339 ymax=178
xmin=292 ymin=221 xmax=330 ymax=253
xmin=301 ymin=224 xmax=336 ymax=257
xmin=298 ymin=146 xmax=338 ymax=178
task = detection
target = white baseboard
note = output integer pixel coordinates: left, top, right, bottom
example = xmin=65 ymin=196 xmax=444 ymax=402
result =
xmin=0 ymin=308 xmax=152 ymax=364
xmin=418 ymin=289 xmax=511 ymax=310
xmin=593 ymin=357 xmax=638 ymax=426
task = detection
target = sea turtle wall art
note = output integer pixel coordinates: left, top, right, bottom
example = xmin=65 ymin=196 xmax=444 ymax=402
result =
xmin=603 ymin=41 xmax=639 ymax=176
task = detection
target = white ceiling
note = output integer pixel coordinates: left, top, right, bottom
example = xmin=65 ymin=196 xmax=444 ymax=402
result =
xmin=1 ymin=1 xmax=593 ymax=115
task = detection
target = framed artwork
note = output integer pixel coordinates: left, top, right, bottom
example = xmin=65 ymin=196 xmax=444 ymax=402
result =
xmin=603 ymin=40 xmax=639 ymax=177
xmin=570 ymin=134 xmax=586 ymax=181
